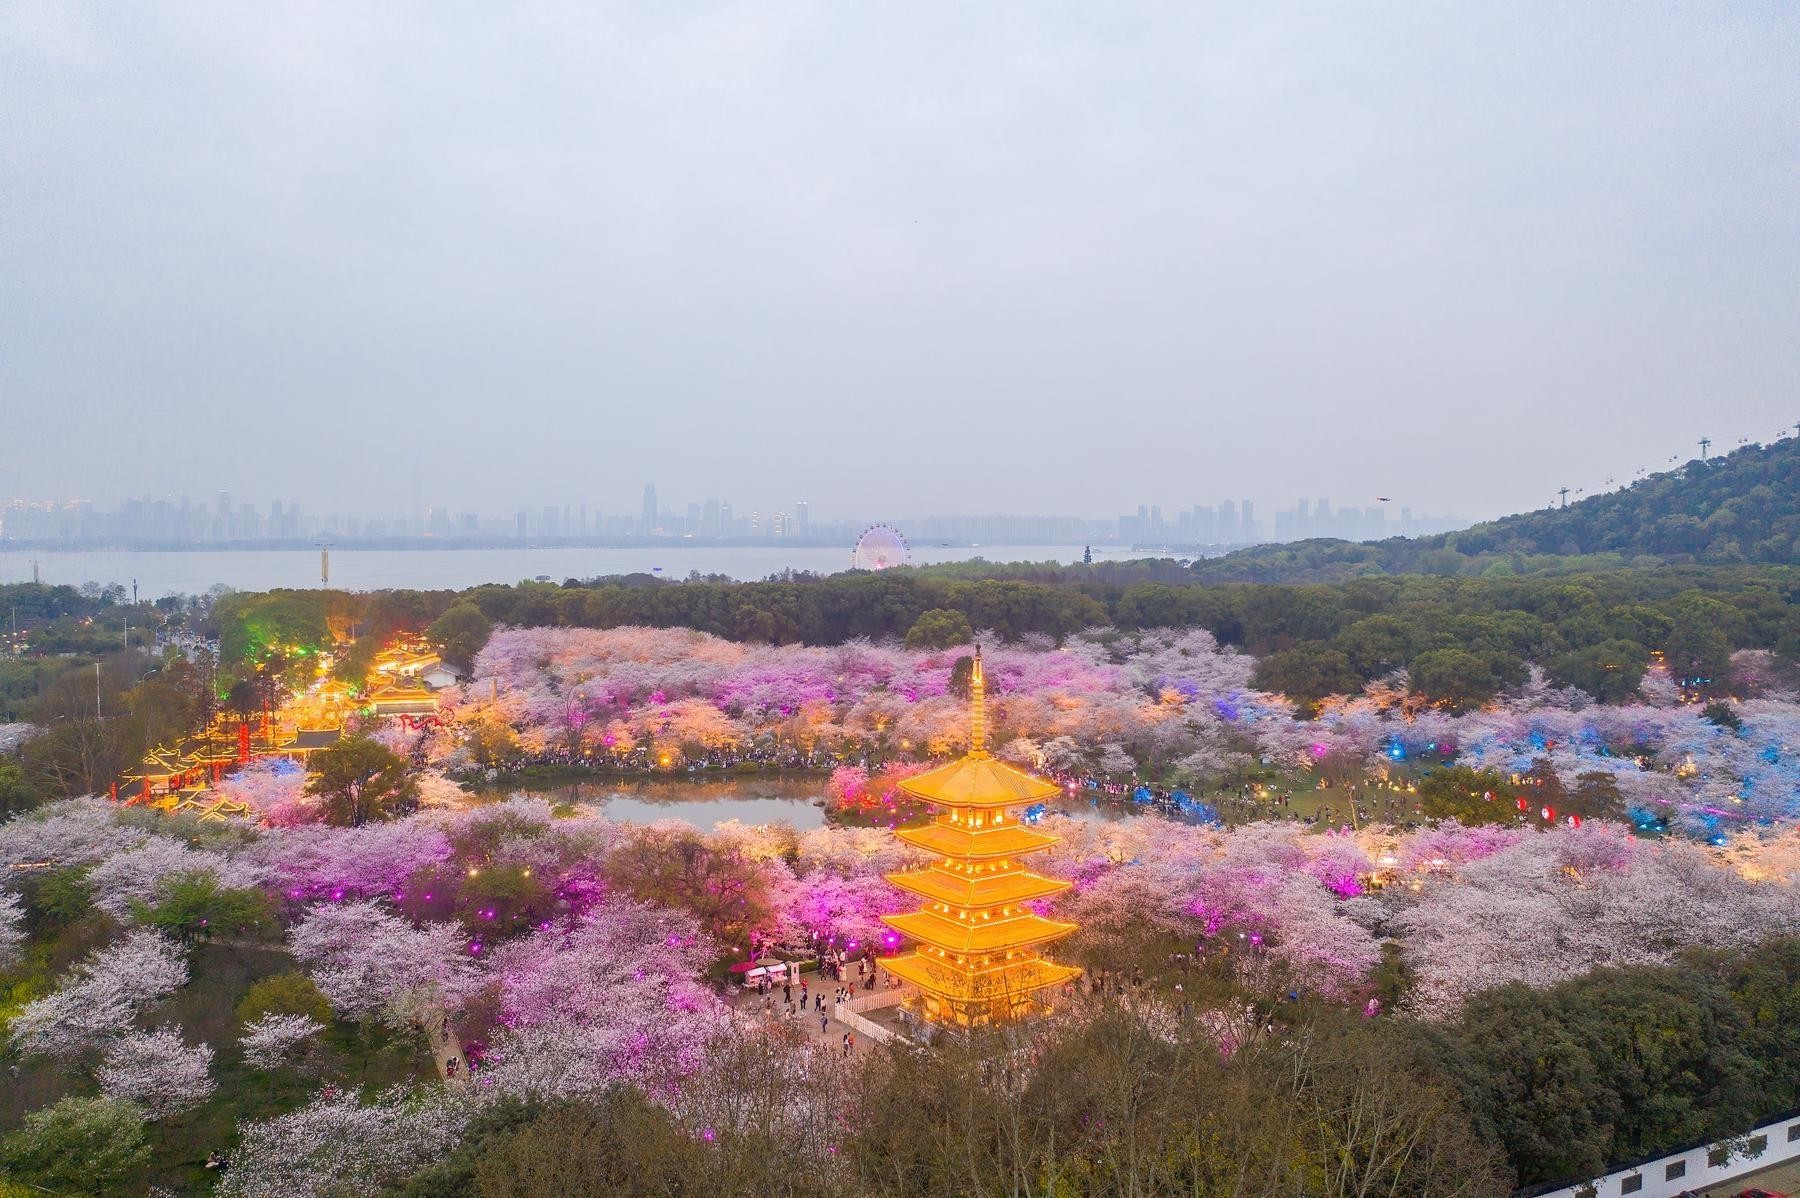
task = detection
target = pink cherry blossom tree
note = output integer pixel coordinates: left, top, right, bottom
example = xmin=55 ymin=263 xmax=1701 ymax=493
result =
xmin=481 ymin=899 xmax=725 ymax=1099
xmin=0 ymin=891 xmax=23 ymax=968
xmin=216 ymin=1085 xmax=470 ymax=1198
xmin=96 ymin=1026 xmax=216 ymax=1118
xmin=288 ymin=900 xmax=483 ymax=1030
xmin=239 ymin=1012 xmax=326 ymax=1070
xmin=9 ymin=929 xmax=188 ymax=1061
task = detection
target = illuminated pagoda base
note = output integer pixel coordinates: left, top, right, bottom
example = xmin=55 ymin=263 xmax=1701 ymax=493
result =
xmin=882 ymin=647 xmax=1079 ymax=1030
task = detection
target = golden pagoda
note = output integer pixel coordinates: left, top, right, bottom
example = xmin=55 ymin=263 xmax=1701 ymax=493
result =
xmin=882 ymin=647 xmax=1080 ymax=1027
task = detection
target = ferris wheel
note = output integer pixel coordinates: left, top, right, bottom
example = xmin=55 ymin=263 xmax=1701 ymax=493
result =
xmin=851 ymin=524 xmax=911 ymax=571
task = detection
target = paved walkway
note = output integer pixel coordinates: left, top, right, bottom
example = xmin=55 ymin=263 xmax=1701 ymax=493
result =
xmin=728 ymin=971 xmax=912 ymax=1050
xmin=425 ymin=1014 xmax=470 ymax=1086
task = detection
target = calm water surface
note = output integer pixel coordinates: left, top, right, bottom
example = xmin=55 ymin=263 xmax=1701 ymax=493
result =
xmin=0 ymin=544 xmax=1133 ymax=595
xmin=503 ymin=775 xmax=1155 ymax=832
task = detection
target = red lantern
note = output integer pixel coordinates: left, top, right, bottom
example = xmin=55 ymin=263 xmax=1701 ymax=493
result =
xmin=1568 ymin=814 xmax=1582 ymax=828
xmin=1516 ymin=796 xmax=1528 ymax=811
xmin=1541 ymin=805 xmax=1555 ymax=822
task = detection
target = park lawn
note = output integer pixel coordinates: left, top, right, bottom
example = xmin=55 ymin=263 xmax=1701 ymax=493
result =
xmin=3 ymin=936 xmax=434 ymax=1196
xmin=144 ymin=940 xmax=436 ymax=1195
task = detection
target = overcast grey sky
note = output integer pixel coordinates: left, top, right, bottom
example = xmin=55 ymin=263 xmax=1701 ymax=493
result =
xmin=3 ymin=2 xmax=1796 ymax=523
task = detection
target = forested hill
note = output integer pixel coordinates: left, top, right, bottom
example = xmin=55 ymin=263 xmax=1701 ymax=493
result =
xmin=1191 ymin=436 xmax=1800 ymax=582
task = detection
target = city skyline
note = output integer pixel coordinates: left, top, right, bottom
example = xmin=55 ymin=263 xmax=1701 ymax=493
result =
xmin=0 ymin=480 xmax=1470 ymax=549
xmin=7 ymin=418 xmax=1787 ymax=549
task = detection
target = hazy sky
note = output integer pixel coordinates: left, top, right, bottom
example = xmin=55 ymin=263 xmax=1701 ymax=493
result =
xmin=3 ymin=3 xmax=1796 ymax=524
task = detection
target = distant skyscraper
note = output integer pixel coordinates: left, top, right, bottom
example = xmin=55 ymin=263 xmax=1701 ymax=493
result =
xmin=1240 ymin=500 xmax=1254 ymax=541
xmin=796 ymin=500 xmax=810 ymax=536
xmin=641 ymin=484 xmax=658 ymax=534
xmin=703 ymin=498 xmax=721 ymax=537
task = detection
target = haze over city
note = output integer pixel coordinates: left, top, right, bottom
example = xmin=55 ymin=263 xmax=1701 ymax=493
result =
xmin=4 ymin=4 xmax=1796 ymax=523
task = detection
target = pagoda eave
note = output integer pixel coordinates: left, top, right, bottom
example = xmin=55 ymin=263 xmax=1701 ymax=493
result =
xmin=885 ymin=868 xmax=1071 ymax=908
xmin=896 ymin=823 xmax=1059 ymax=859
xmin=882 ymin=910 xmax=1077 ymax=955
xmin=884 ymin=953 xmax=1081 ymax=1003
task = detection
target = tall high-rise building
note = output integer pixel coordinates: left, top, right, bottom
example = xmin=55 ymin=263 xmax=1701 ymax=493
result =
xmin=1240 ymin=500 xmax=1254 ymax=541
xmin=703 ymin=498 xmax=721 ymax=537
xmin=640 ymin=484 xmax=658 ymax=534
xmin=796 ymin=500 xmax=810 ymax=536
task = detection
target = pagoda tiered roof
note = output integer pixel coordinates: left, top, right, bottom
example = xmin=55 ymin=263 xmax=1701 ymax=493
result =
xmin=896 ymin=821 xmax=1058 ymax=859
xmin=881 ymin=646 xmax=1080 ymax=1027
xmin=898 ymin=754 xmax=1060 ymax=810
xmin=884 ymin=953 xmax=1080 ymax=1005
xmin=887 ymin=865 xmax=1069 ymax=909
xmin=883 ymin=908 xmax=1077 ymax=955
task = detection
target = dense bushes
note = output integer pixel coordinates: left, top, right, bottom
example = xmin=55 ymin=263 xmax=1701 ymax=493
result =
xmin=1190 ymin=437 xmax=1800 ymax=581
xmin=398 ymin=938 xmax=1800 ymax=1196
xmin=1438 ymin=939 xmax=1800 ymax=1184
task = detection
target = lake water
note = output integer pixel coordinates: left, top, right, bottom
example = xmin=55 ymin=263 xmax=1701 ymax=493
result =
xmin=516 ymin=776 xmax=834 ymax=830
xmin=0 ymin=543 xmax=1123 ymax=596
xmin=503 ymin=775 xmax=1156 ymax=832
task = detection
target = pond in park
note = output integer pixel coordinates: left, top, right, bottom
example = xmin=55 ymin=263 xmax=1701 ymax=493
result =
xmin=513 ymin=775 xmax=834 ymax=830
xmin=493 ymin=774 xmax=1183 ymax=832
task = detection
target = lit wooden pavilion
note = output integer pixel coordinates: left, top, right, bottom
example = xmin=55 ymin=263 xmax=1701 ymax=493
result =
xmin=364 ymin=676 xmax=439 ymax=717
xmin=882 ymin=648 xmax=1080 ymax=1027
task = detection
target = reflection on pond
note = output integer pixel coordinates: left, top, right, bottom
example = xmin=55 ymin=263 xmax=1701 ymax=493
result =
xmin=511 ymin=776 xmax=832 ymax=830
xmin=491 ymin=775 xmax=1183 ymax=833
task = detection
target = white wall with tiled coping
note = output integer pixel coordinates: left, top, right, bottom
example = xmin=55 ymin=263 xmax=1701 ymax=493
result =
xmin=1527 ymin=1114 xmax=1800 ymax=1198
xmin=834 ymin=986 xmax=911 ymax=1044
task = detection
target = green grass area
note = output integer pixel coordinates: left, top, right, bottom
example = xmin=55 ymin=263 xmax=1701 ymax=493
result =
xmin=2 ymin=935 xmax=433 ymax=1196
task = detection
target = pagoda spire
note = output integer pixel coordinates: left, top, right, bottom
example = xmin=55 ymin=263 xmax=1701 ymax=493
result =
xmin=969 ymin=644 xmax=987 ymax=756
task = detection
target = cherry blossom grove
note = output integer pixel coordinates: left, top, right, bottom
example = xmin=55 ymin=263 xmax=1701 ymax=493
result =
xmin=7 ymin=928 xmax=189 ymax=1061
xmin=6 ymin=792 xmax=1799 ymax=1063
xmin=444 ymin=626 xmax=1800 ymax=832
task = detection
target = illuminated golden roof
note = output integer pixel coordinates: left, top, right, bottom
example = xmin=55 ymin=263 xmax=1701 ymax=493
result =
xmin=882 ymin=909 xmax=1076 ymax=955
xmin=885 ymin=953 xmax=1080 ymax=1003
xmin=897 ymin=821 xmax=1058 ymax=859
xmin=887 ymin=866 xmax=1069 ymax=909
xmin=898 ymin=755 xmax=1060 ymax=809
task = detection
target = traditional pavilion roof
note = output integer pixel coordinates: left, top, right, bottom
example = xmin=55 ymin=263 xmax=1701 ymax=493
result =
xmin=886 ymin=865 xmax=1069 ymax=909
xmin=126 ymin=747 xmax=199 ymax=780
xmin=881 ymin=909 xmax=1076 ymax=955
xmin=289 ymin=728 xmax=343 ymax=751
xmin=897 ymin=821 xmax=1057 ymax=860
xmin=366 ymin=678 xmax=439 ymax=715
xmin=374 ymin=645 xmax=442 ymax=675
xmin=188 ymin=733 xmax=243 ymax=764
